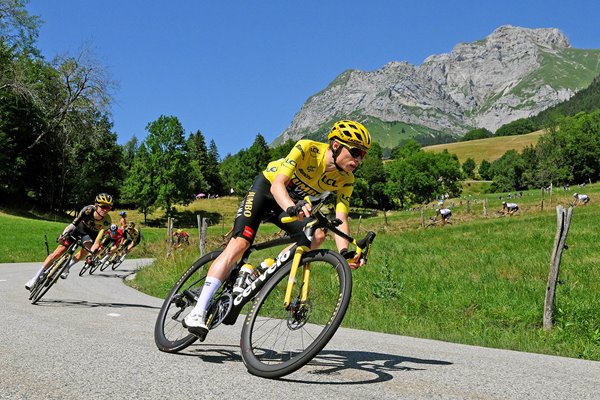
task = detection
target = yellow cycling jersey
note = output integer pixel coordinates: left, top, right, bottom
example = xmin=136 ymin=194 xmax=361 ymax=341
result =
xmin=262 ymin=140 xmax=354 ymax=214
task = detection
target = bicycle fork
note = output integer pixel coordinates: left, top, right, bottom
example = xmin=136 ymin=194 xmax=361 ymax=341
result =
xmin=283 ymin=245 xmax=311 ymax=308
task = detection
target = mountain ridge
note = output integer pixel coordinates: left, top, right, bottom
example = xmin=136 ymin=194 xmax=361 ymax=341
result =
xmin=274 ymin=25 xmax=600 ymax=149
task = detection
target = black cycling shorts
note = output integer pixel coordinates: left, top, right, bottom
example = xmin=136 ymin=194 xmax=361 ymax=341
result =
xmin=232 ymin=174 xmax=305 ymax=244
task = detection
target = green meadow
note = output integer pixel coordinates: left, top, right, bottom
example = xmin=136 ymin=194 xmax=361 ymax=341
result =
xmin=3 ymin=186 xmax=599 ymax=361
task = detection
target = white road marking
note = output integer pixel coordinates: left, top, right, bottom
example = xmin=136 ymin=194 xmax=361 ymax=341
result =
xmin=107 ymin=313 xmax=121 ymax=317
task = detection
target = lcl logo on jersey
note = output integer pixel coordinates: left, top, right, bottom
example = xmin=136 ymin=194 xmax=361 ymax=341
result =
xmin=320 ymin=176 xmax=337 ymax=186
xmin=309 ymin=146 xmax=319 ymax=157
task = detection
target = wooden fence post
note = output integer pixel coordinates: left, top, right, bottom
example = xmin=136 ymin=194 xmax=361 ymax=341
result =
xmin=166 ymin=217 xmax=173 ymax=258
xmin=200 ymin=217 xmax=208 ymax=256
xmin=420 ymin=208 xmax=424 ymax=227
xmin=197 ymin=214 xmax=202 ymax=255
xmin=543 ymin=205 xmax=573 ymax=330
xmin=483 ymin=199 xmax=487 ymax=217
xmin=540 ymin=187 xmax=544 ymax=211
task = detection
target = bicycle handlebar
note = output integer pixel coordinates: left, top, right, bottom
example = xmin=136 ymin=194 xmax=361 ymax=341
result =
xmin=280 ymin=191 xmax=376 ymax=258
xmin=60 ymin=231 xmax=96 ymax=254
xmin=280 ymin=191 xmax=332 ymax=224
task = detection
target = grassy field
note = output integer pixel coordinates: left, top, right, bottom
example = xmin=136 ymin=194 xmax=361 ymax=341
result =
xmin=4 ymin=187 xmax=600 ymax=361
xmin=423 ymin=130 xmax=544 ymax=163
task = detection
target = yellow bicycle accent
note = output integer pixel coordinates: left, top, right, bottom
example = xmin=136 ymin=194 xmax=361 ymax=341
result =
xmin=283 ymin=245 xmax=309 ymax=307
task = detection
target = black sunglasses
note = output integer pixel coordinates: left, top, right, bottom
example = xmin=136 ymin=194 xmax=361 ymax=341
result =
xmin=339 ymin=142 xmax=367 ymax=159
xmin=98 ymin=205 xmax=112 ymax=210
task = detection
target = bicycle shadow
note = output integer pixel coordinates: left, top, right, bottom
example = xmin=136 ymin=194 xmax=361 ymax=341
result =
xmin=180 ymin=345 xmax=452 ymax=384
xmin=285 ymin=349 xmax=453 ymax=384
xmin=35 ymin=299 xmax=160 ymax=310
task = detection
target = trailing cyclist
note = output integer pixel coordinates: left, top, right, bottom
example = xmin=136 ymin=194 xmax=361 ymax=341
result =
xmin=25 ymin=193 xmax=114 ymax=290
xmin=502 ymin=201 xmax=519 ymax=216
xmin=118 ymin=211 xmax=128 ymax=228
xmin=172 ymin=228 xmax=190 ymax=248
xmin=122 ymin=222 xmax=142 ymax=255
xmin=101 ymin=224 xmax=125 ymax=254
xmin=435 ymin=208 xmax=452 ymax=225
xmin=183 ymin=119 xmax=372 ymax=340
xmin=573 ymin=192 xmax=590 ymax=205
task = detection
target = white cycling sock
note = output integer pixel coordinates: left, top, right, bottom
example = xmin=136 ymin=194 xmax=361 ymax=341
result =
xmin=32 ymin=266 xmax=45 ymax=280
xmin=67 ymin=259 xmax=76 ymax=269
xmin=190 ymin=276 xmax=222 ymax=319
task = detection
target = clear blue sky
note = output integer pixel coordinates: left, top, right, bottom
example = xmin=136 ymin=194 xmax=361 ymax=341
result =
xmin=27 ymin=1 xmax=600 ymax=157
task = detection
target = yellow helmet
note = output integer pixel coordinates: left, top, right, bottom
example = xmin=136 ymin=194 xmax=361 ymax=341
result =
xmin=95 ymin=193 xmax=113 ymax=206
xmin=328 ymin=120 xmax=372 ymax=150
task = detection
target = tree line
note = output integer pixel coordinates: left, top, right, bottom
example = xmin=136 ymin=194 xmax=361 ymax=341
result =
xmin=2 ymin=1 xmax=599 ymax=219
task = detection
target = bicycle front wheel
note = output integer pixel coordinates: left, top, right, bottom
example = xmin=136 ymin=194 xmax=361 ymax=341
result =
xmin=154 ymin=250 xmax=223 ymax=353
xmin=240 ymin=249 xmax=352 ymax=379
xmin=30 ymin=254 xmax=71 ymax=304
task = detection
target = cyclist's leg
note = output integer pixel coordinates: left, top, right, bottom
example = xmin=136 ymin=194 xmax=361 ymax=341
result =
xmin=62 ymin=235 xmax=93 ymax=278
xmin=184 ymin=175 xmax=271 ymax=338
xmin=26 ymin=242 xmax=67 ymax=289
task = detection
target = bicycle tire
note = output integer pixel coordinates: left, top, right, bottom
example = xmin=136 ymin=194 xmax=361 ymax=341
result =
xmin=154 ymin=250 xmax=223 ymax=353
xmin=240 ymin=249 xmax=352 ymax=379
xmin=99 ymin=250 xmax=112 ymax=271
xmin=88 ymin=257 xmax=100 ymax=274
xmin=30 ymin=254 xmax=71 ymax=304
xmin=78 ymin=262 xmax=89 ymax=276
xmin=111 ymin=250 xmax=126 ymax=270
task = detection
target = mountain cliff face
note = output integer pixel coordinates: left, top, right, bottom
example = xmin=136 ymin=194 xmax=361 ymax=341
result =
xmin=275 ymin=26 xmax=600 ymax=148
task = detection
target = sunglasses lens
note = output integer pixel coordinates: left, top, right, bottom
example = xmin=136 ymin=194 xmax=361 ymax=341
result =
xmin=350 ymin=148 xmax=366 ymax=159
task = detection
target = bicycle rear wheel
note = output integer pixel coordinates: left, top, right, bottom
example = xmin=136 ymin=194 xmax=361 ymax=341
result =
xmin=240 ymin=249 xmax=352 ymax=379
xmin=30 ymin=254 xmax=71 ymax=304
xmin=154 ymin=250 xmax=224 ymax=353
xmin=88 ymin=256 xmax=100 ymax=274
xmin=78 ymin=262 xmax=88 ymax=276
xmin=99 ymin=249 xmax=112 ymax=271
xmin=111 ymin=248 xmax=126 ymax=270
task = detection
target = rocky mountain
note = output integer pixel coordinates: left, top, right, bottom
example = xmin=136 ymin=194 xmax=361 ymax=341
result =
xmin=274 ymin=26 xmax=600 ymax=149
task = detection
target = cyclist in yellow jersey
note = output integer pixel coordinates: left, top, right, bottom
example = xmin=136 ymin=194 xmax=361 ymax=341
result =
xmin=25 ymin=193 xmax=114 ymax=290
xmin=183 ymin=120 xmax=372 ymax=340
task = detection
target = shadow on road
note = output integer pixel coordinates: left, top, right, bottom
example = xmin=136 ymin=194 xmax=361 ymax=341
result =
xmin=34 ymin=299 xmax=160 ymax=310
xmin=176 ymin=344 xmax=452 ymax=384
xmin=285 ymin=349 xmax=453 ymax=384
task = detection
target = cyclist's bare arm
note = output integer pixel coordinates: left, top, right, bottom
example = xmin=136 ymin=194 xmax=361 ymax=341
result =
xmin=271 ymin=174 xmax=311 ymax=218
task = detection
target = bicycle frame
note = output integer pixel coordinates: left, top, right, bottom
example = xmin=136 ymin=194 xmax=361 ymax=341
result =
xmin=215 ymin=196 xmax=374 ymax=327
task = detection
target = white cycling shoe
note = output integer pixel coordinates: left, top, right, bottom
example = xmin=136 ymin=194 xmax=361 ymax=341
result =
xmin=60 ymin=267 xmax=71 ymax=279
xmin=25 ymin=277 xmax=37 ymax=291
xmin=183 ymin=313 xmax=209 ymax=341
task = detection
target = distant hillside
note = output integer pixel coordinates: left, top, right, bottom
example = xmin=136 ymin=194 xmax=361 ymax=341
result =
xmin=423 ymin=130 xmax=544 ymax=163
xmin=274 ymin=26 xmax=600 ymax=151
xmin=532 ymin=73 xmax=600 ymax=125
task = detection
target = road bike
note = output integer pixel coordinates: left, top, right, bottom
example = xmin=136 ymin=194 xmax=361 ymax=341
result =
xmin=107 ymin=242 xmax=128 ymax=270
xmin=78 ymin=244 xmax=105 ymax=275
xmin=154 ymin=192 xmax=376 ymax=378
xmin=29 ymin=232 xmax=93 ymax=304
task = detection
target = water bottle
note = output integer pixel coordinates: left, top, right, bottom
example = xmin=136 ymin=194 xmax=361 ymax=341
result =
xmin=233 ymin=263 xmax=256 ymax=294
xmin=258 ymin=258 xmax=275 ymax=273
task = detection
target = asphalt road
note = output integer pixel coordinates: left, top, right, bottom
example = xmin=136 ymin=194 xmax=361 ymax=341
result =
xmin=1 ymin=260 xmax=598 ymax=400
